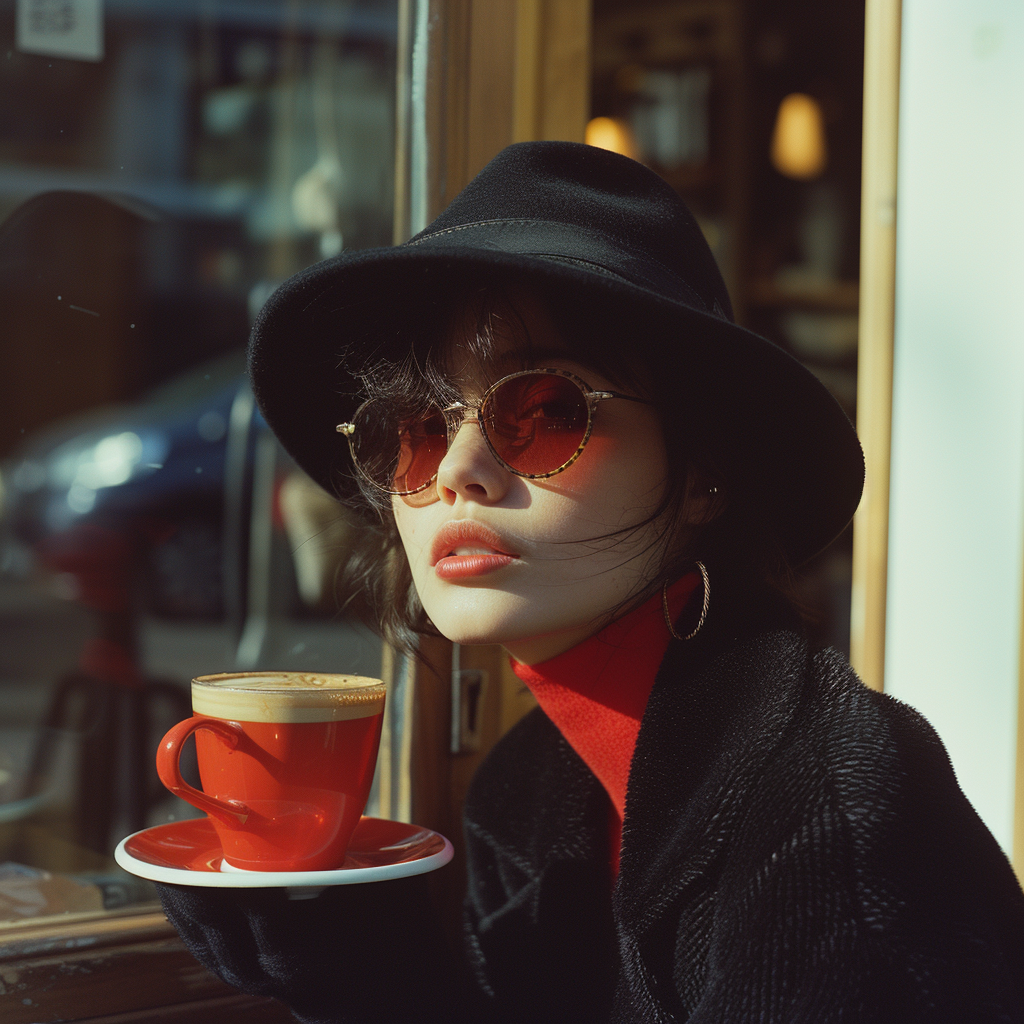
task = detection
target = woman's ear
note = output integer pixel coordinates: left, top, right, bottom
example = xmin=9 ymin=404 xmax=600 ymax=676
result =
xmin=682 ymin=465 xmax=727 ymax=527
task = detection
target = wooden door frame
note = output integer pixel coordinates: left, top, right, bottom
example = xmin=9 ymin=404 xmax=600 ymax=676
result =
xmin=849 ymin=0 xmax=901 ymax=694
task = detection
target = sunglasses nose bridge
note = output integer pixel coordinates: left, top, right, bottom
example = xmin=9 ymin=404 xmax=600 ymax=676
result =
xmin=441 ymin=403 xmax=476 ymax=447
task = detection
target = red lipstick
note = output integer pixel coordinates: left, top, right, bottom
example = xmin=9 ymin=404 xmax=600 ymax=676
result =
xmin=430 ymin=521 xmax=519 ymax=579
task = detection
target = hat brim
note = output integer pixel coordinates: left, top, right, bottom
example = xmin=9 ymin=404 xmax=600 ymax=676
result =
xmin=248 ymin=242 xmax=863 ymax=564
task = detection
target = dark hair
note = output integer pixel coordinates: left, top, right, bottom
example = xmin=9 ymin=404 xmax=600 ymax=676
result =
xmin=334 ymin=274 xmax=798 ymax=655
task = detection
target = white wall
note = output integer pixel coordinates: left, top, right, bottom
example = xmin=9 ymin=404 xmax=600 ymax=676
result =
xmin=886 ymin=0 xmax=1024 ymax=853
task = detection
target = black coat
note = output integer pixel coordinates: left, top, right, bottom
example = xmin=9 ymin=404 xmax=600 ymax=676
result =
xmin=158 ymin=593 xmax=1024 ymax=1023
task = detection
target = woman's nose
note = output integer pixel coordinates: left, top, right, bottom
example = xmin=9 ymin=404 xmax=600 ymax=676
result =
xmin=435 ymin=417 xmax=511 ymax=505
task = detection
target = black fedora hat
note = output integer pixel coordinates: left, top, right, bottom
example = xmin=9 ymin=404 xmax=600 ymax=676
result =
xmin=248 ymin=141 xmax=863 ymax=563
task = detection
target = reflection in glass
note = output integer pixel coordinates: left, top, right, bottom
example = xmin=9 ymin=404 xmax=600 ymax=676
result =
xmin=0 ymin=0 xmax=398 ymax=924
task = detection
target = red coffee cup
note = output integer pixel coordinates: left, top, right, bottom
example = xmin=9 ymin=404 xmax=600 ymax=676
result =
xmin=156 ymin=672 xmax=385 ymax=871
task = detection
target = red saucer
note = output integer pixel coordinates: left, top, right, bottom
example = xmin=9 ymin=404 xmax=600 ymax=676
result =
xmin=116 ymin=816 xmax=452 ymax=888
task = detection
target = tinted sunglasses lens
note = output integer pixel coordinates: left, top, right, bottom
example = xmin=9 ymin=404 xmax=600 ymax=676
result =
xmin=351 ymin=402 xmax=447 ymax=494
xmin=396 ymin=409 xmax=448 ymax=493
xmin=484 ymin=374 xmax=589 ymax=475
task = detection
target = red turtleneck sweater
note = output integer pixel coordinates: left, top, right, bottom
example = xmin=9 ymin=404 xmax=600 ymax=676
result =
xmin=509 ymin=574 xmax=699 ymax=877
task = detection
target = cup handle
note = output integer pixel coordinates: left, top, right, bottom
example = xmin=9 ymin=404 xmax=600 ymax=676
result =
xmin=156 ymin=716 xmax=253 ymax=829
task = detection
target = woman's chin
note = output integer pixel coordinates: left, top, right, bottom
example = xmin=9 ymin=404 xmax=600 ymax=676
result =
xmin=420 ymin=591 xmax=533 ymax=647
xmin=431 ymin=617 xmax=525 ymax=648
xmin=429 ymin=611 xmax=603 ymax=664
xmin=417 ymin=579 xmax=622 ymax=657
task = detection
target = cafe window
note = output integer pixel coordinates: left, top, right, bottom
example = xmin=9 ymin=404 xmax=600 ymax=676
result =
xmin=0 ymin=0 xmax=888 ymax=1016
xmin=0 ymin=0 xmax=400 ymax=933
xmin=590 ymin=0 xmax=866 ymax=658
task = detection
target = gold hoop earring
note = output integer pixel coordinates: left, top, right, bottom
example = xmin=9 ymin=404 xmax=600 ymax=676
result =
xmin=663 ymin=562 xmax=710 ymax=641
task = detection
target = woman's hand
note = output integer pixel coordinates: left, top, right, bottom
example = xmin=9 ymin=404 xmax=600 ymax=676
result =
xmin=157 ymin=876 xmax=466 ymax=1024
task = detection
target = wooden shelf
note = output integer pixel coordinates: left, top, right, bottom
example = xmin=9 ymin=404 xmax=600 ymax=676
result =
xmin=746 ymin=277 xmax=860 ymax=313
xmin=651 ymin=161 xmax=717 ymax=192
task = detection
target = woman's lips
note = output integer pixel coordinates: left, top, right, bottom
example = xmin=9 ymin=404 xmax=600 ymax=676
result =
xmin=434 ymin=552 xmax=517 ymax=579
xmin=430 ymin=521 xmax=519 ymax=579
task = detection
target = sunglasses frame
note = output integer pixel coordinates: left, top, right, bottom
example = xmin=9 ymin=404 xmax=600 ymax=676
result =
xmin=336 ymin=367 xmax=653 ymax=497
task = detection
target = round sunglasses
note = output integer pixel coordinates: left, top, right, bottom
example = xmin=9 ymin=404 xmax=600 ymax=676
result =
xmin=336 ymin=368 xmax=653 ymax=501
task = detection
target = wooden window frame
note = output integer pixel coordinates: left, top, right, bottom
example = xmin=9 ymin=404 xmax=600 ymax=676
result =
xmin=0 ymin=907 xmax=292 ymax=1022
xmin=849 ymin=0 xmax=901 ymax=696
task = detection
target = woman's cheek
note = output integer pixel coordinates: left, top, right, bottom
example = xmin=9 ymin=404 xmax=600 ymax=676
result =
xmin=392 ymin=500 xmax=431 ymax=570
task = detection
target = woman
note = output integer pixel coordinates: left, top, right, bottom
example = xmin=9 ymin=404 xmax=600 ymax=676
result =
xmin=159 ymin=143 xmax=1024 ymax=1023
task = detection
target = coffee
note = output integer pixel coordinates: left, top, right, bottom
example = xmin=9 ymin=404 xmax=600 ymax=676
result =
xmin=192 ymin=672 xmax=386 ymax=722
xmin=157 ymin=672 xmax=385 ymax=872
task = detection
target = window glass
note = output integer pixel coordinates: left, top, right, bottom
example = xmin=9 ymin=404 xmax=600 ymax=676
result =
xmin=0 ymin=0 xmax=398 ymax=925
xmin=590 ymin=0 xmax=864 ymax=656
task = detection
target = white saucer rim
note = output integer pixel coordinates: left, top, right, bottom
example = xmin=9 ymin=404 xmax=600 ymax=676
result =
xmin=114 ymin=821 xmax=454 ymax=888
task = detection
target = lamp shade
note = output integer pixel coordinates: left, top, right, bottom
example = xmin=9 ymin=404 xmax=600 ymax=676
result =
xmin=771 ymin=93 xmax=828 ymax=179
xmin=585 ymin=116 xmax=640 ymax=161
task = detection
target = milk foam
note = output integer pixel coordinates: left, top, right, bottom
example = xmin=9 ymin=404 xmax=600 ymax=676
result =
xmin=192 ymin=672 xmax=385 ymax=723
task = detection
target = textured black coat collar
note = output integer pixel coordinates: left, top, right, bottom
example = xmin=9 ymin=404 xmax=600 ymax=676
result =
xmin=618 ymin=622 xmax=809 ymax=925
xmin=463 ymin=584 xmax=1024 ymax=1023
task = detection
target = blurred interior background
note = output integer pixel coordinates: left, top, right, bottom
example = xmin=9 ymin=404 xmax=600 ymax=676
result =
xmin=587 ymin=0 xmax=865 ymax=656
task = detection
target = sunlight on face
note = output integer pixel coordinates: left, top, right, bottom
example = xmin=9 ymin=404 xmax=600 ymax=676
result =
xmin=391 ymin=292 xmax=672 ymax=664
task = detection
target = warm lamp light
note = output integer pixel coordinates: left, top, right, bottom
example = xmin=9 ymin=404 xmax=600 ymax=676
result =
xmin=770 ymin=93 xmax=827 ymax=179
xmin=585 ymin=116 xmax=640 ymax=161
